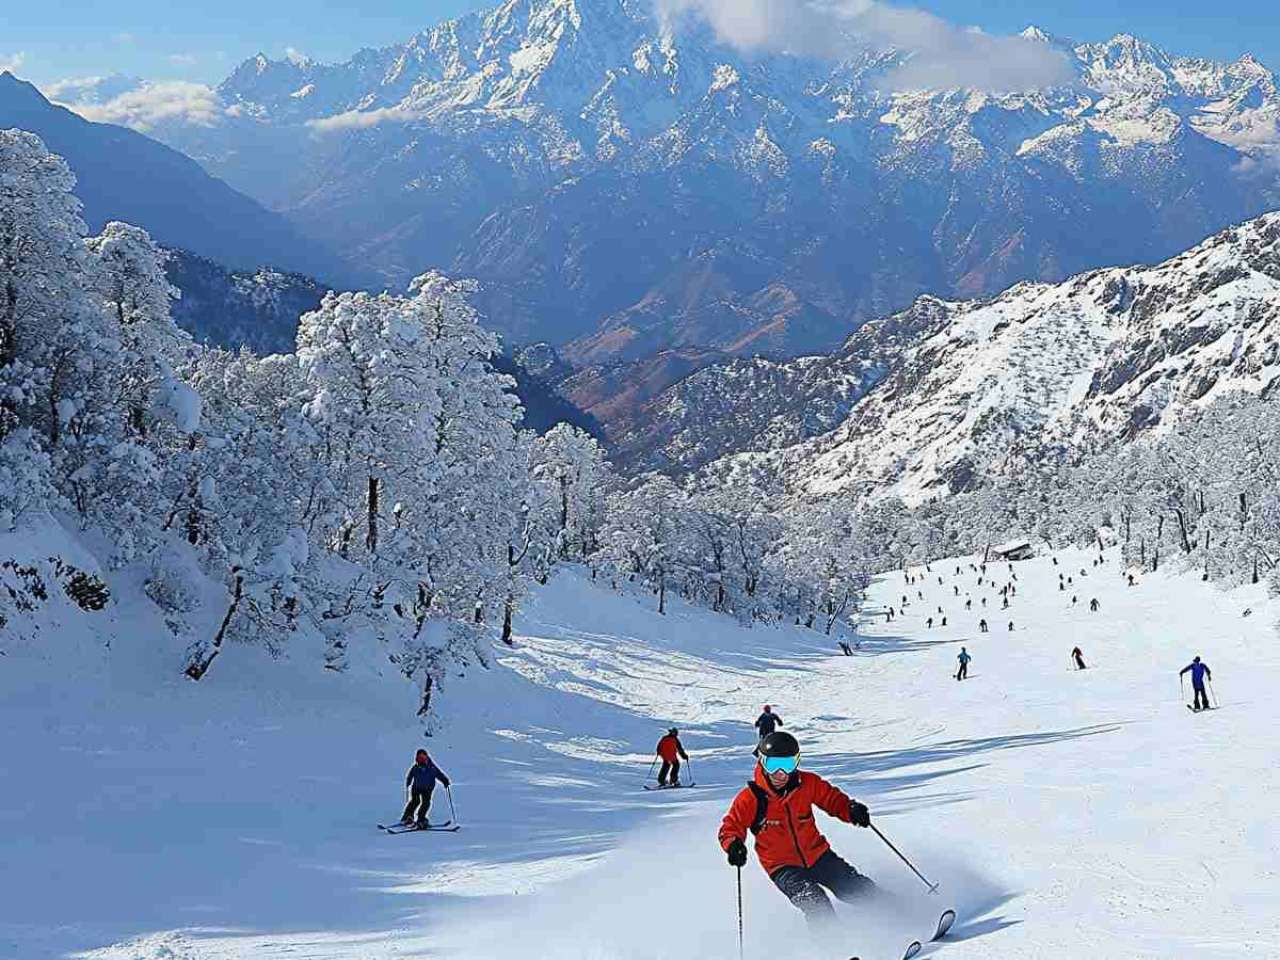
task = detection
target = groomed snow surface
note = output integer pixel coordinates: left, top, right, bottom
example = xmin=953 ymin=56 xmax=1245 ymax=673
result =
xmin=3 ymin=539 xmax=1278 ymax=959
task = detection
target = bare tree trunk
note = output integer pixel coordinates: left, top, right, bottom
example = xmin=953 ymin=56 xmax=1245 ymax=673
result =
xmin=657 ymin=570 xmax=666 ymax=615
xmin=501 ymin=595 xmax=515 ymax=645
xmin=416 ymin=674 xmax=433 ymax=717
xmin=1175 ymin=510 xmax=1191 ymax=554
xmin=184 ymin=572 xmax=243 ymax=681
xmin=366 ymin=475 xmax=379 ymax=553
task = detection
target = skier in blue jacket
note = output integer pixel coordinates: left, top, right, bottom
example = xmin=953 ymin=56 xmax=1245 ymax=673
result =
xmin=1180 ymin=657 xmax=1213 ymax=711
xmin=401 ymin=749 xmax=451 ymax=826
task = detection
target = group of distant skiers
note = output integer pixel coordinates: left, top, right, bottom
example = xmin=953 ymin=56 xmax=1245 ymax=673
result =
xmin=386 ymin=551 xmax=1218 ymax=933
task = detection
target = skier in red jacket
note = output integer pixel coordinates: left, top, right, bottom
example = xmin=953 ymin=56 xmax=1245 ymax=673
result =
xmin=719 ymin=732 xmax=873 ymax=928
xmin=655 ymin=728 xmax=689 ymax=787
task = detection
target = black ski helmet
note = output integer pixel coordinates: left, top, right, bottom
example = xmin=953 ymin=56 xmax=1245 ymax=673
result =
xmin=668 ymin=727 xmax=679 ymax=736
xmin=758 ymin=731 xmax=800 ymax=758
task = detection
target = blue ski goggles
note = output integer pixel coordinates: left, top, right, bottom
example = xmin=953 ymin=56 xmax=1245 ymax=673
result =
xmin=761 ymin=754 xmax=799 ymax=775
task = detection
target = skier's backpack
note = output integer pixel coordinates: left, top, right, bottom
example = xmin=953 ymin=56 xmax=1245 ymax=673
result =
xmin=746 ymin=782 xmax=771 ymax=834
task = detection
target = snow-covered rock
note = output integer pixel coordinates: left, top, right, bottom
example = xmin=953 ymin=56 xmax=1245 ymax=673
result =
xmin=691 ymin=212 xmax=1280 ymax=503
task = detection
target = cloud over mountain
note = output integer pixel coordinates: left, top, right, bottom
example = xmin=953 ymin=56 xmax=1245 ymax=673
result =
xmin=656 ymin=0 xmax=1074 ymax=93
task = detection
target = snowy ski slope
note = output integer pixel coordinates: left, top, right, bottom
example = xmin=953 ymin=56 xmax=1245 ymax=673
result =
xmin=2 ymin=545 xmax=1277 ymax=959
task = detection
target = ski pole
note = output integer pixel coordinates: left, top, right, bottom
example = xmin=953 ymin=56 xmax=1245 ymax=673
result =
xmin=685 ymin=755 xmax=694 ymax=785
xmin=870 ymin=823 xmax=939 ymax=893
xmin=1208 ymin=679 xmax=1219 ymax=709
xmin=446 ymin=785 xmax=458 ymax=825
xmin=646 ymin=756 xmax=659 ymax=784
xmin=736 ymin=865 xmax=744 ymax=960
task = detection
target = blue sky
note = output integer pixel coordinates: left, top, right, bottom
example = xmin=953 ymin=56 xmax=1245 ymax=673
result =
xmin=4 ymin=0 xmax=1278 ymax=87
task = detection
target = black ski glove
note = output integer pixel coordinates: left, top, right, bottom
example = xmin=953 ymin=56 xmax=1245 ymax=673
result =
xmin=726 ymin=838 xmax=748 ymax=867
xmin=849 ymin=800 xmax=871 ymax=828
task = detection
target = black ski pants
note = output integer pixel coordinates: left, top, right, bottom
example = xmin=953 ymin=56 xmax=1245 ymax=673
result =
xmin=1192 ymin=683 xmax=1210 ymax=710
xmin=658 ymin=759 xmax=681 ymax=785
xmin=771 ymin=850 xmax=875 ymax=926
xmin=402 ymin=784 xmax=435 ymax=824
xmin=956 ymin=662 xmax=968 ymax=680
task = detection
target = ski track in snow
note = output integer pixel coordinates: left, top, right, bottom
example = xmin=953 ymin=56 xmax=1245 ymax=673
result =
xmin=3 ymin=547 xmax=1279 ymax=959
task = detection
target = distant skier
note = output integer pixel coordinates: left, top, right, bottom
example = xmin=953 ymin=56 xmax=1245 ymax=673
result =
xmin=655 ymin=728 xmax=689 ymax=786
xmin=754 ymin=705 xmax=783 ymax=754
xmin=1090 ymin=598 xmax=1100 ymax=613
xmin=927 ymin=617 xmax=934 ymax=629
xmin=1128 ymin=574 xmax=1136 ymax=587
xmin=956 ymin=646 xmax=971 ymax=680
xmin=979 ymin=618 xmax=989 ymax=633
xmin=1180 ymin=657 xmax=1213 ymax=711
xmin=401 ymin=748 xmax=451 ymax=827
xmin=1072 ymin=646 xmax=1087 ymax=670
xmin=719 ymin=732 xmax=872 ymax=932
xmin=1008 ymin=621 xmax=1014 ymax=632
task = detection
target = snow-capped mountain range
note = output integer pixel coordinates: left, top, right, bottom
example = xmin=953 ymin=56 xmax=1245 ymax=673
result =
xmin=50 ymin=0 xmax=1280 ymax=386
xmin=669 ymin=211 xmax=1280 ymax=503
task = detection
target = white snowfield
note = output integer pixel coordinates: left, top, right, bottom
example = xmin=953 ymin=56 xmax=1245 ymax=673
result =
xmin=2 ymin=539 xmax=1277 ymax=960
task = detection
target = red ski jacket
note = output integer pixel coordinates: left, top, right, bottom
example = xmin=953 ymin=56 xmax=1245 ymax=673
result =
xmin=718 ymin=767 xmax=856 ymax=875
xmin=656 ymin=734 xmax=687 ymax=762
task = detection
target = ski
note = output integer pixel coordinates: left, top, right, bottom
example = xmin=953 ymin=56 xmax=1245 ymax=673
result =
xmin=642 ymin=782 xmax=697 ymax=791
xmin=932 ymin=909 xmax=956 ymax=941
xmin=1186 ymin=705 xmax=1215 ymax=713
xmin=847 ymin=933 xmax=929 ymax=960
xmin=377 ymin=820 xmax=459 ymax=833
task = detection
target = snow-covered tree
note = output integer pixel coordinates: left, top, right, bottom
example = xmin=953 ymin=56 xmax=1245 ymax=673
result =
xmin=530 ymin=423 xmax=611 ymax=561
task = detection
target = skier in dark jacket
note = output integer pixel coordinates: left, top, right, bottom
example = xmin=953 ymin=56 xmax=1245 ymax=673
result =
xmin=753 ymin=705 xmax=782 ymax=756
xmin=956 ymin=646 xmax=971 ymax=680
xmin=1180 ymin=657 xmax=1213 ymax=711
xmin=655 ymin=728 xmax=689 ymax=786
xmin=720 ymin=732 xmax=872 ymax=933
xmin=1072 ymin=646 xmax=1087 ymax=670
xmin=755 ymin=705 xmax=782 ymax=738
xmin=402 ymin=749 xmax=450 ymax=826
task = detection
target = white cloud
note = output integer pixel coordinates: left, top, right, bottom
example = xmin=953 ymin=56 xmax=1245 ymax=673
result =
xmin=69 ymin=81 xmax=227 ymax=130
xmin=44 ymin=74 xmax=144 ymax=106
xmin=167 ymin=53 xmax=198 ymax=67
xmin=284 ymin=46 xmax=311 ymax=66
xmin=1 ymin=51 xmax=26 ymax=74
xmin=656 ymin=0 xmax=1075 ymax=94
xmin=307 ymin=104 xmax=423 ymax=133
